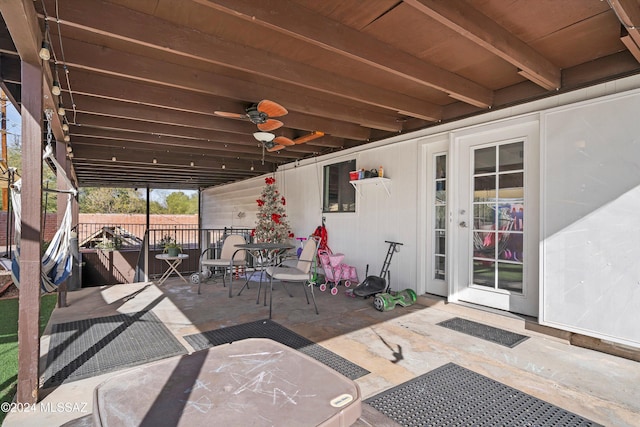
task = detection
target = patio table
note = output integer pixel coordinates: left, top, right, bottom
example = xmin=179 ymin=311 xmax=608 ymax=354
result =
xmin=232 ymin=242 xmax=294 ymax=304
xmin=155 ymin=253 xmax=189 ymax=285
xmin=93 ymin=338 xmax=362 ymax=427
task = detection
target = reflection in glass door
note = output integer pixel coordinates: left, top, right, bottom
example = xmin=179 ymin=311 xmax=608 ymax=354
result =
xmin=472 ymin=142 xmax=524 ymax=293
xmin=434 ymin=154 xmax=447 ymax=281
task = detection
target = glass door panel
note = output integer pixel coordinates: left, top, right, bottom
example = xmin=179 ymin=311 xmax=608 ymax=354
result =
xmin=433 ymin=154 xmax=447 ymax=282
xmin=471 ymin=141 xmax=524 ymax=294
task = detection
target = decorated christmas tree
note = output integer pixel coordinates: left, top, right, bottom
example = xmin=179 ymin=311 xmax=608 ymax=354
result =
xmin=253 ymin=177 xmax=293 ymax=243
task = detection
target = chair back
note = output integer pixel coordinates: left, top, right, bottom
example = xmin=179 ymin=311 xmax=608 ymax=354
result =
xmin=220 ymin=234 xmax=247 ymax=261
xmin=296 ymin=238 xmax=317 ymax=273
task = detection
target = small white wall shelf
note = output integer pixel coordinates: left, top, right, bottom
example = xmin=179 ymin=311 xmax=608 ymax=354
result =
xmin=349 ymin=177 xmax=391 ymax=197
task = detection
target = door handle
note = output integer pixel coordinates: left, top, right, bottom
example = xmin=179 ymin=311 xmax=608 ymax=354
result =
xmin=459 ymin=221 xmax=467 ymax=228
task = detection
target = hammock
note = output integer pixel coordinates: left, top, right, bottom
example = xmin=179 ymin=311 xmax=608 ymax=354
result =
xmin=10 ymin=143 xmax=77 ymax=293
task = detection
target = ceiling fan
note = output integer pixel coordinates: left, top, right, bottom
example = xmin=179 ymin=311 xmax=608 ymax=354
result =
xmin=254 ymin=131 xmax=325 ymax=152
xmin=214 ymin=99 xmax=288 ymax=131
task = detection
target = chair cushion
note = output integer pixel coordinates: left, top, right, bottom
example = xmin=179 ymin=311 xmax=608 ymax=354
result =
xmin=265 ymin=266 xmax=308 ymax=281
xmin=297 ymin=239 xmax=317 ymax=273
xmin=202 ymin=259 xmax=247 ymax=267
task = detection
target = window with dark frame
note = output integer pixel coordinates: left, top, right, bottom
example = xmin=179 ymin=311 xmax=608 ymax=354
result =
xmin=323 ymin=160 xmax=356 ymax=213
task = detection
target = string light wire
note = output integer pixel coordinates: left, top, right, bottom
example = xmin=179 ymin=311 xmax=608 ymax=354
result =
xmin=40 ymin=0 xmax=78 ymax=125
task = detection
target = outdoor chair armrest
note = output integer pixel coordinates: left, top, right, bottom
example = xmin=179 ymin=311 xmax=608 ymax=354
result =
xmin=273 ymin=253 xmax=315 ymax=268
xmin=199 ymin=247 xmax=217 ymax=262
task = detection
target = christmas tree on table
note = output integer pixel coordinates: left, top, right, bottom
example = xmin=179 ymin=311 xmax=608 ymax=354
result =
xmin=254 ymin=177 xmax=293 ymax=243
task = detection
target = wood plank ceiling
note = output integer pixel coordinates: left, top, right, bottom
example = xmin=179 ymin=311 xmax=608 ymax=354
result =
xmin=1 ymin=0 xmax=640 ymax=189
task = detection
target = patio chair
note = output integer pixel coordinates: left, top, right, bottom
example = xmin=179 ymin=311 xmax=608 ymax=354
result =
xmin=196 ymin=234 xmax=247 ymax=295
xmin=265 ymin=237 xmax=319 ymax=319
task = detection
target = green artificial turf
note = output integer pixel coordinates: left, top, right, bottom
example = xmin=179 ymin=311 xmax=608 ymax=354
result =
xmin=0 ymin=294 xmax=57 ymax=425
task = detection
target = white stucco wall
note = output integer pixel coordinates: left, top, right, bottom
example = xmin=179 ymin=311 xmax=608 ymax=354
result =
xmin=541 ymin=90 xmax=640 ymax=347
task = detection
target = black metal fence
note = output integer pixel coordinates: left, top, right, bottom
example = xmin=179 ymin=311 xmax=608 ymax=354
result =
xmin=77 ymin=224 xmax=254 ymax=285
xmin=145 ymin=227 xmax=253 ymax=281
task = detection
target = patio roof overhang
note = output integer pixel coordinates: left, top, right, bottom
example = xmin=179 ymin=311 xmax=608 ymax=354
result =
xmin=1 ymin=0 xmax=640 ymax=190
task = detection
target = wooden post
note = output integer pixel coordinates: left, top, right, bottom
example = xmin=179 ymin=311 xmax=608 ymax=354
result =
xmin=17 ymin=60 xmax=43 ymax=404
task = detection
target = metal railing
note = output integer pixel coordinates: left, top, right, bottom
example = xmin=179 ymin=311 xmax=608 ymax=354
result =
xmin=146 ymin=227 xmax=253 ymax=279
xmin=78 ymin=222 xmax=256 ymax=285
xmin=77 ymin=222 xmax=198 ymax=250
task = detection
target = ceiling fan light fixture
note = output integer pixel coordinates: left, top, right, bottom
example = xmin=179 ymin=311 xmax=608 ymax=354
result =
xmin=253 ymin=131 xmax=275 ymax=143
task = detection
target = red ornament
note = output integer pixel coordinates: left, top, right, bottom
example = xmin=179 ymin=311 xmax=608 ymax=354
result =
xmin=288 ymin=232 xmax=294 ymax=238
xmin=281 ymin=197 xmax=286 ymax=205
xmin=256 ymin=199 xmax=265 ymax=207
xmin=271 ymin=213 xmax=281 ymax=224
xmin=265 ymin=177 xmax=275 ymax=185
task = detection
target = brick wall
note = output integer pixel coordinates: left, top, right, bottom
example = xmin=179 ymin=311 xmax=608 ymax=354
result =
xmin=0 ymin=211 xmax=59 ymax=245
xmin=78 ymin=213 xmax=198 ymax=226
xmin=0 ymin=212 xmax=198 ymax=247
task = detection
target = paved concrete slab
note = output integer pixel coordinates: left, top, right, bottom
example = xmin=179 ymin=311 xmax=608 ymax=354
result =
xmin=3 ymin=277 xmax=638 ymax=426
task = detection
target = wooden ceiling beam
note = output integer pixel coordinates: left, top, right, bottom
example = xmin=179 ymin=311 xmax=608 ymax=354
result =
xmin=609 ymin=0 xmax=640 ymax=61
xmin=196 ymin=0 xmax=493 ymax=108
xmin=72 ymin=165 xmax=262 ymax=179
xmin=70 ymin=170 xmax=236 ymax=189
xmin=73 ymin=89 xmax=370 ymax=141
xmin=69 ymin=135 xmax=276 ymax=163
xmin=43 ymin=0 xmax=441 ymax=122
xmin=0 ymin=0 xmax=42 ymax=66
xmin=70 ymin=127 xmax=321 ymax=157
xmin=0 ymin=1 xmax=65 ymax=144
xmin=70 ymin=149 xmax=268 ymax=172
xmin=54 ymin=36 xmax=400 ymax=131
xmin=72 ymin=95 xmax=255 ymax=134
xmin=621 ymin=30 xmax=640 ymax=63
xmin=403 ymin=0 xmax=561 ymax=90
xmin=74 ymin=155 xmax=273 ymax=174
xmin=74 ymin=114 xmax=258 ymax=145
xmin=63 ymin=63 xmax=402 ymax=132
xmin=72 ymin=170 xmax=263 ymax=185
xmin=73 ymin=112 xmax=345 ymax=150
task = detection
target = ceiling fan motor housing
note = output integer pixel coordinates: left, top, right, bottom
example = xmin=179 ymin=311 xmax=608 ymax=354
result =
xmin=246 ymin=105 xmax=268 ymax=124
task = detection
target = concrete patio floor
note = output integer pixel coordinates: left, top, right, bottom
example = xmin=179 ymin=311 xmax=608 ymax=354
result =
xmin=3 ymin=274 xmax=639 ymax=426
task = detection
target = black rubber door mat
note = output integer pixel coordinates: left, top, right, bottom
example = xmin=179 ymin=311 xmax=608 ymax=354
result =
xmin=437 ymin=317 xmax=529 ymax=348
xmin=43 ymin=311 xmax=186 ymax=388
xmin=184 ymin=319 xmax=370 ymax=380
xmin=365 ymin=363 xmax=601 ymax=427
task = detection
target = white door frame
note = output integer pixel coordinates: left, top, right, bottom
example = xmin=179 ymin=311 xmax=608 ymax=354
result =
xmin=418 ymin=135 xmax=449 ymax=296
xmin=448 ymin=116 xmax=540 ymax=316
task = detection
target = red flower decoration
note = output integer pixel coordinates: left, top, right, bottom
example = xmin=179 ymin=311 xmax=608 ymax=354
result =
xmin=256 ymin=199 xmax=264 ymax=207
xmin=265 ymin=177 xmax=275 ymax=185
xmin=250 ymin=229 xmax=256 ymax=236
xmin=271 ymin=213 xmax=281 ymax=224
xmin=281 ymin=197 xmax=286 ymax=205
xmin=288 ymin=232 xmax=294 ymax=238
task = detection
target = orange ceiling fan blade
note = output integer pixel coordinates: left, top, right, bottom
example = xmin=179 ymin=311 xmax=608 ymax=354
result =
xmin=267 ymin=144 xmax=286 ymax=152
xmin=294 ymin=131 xmax=325 ymax=144
xmin=257 ymin=100 xmax=288 ymax=118
xmin=257 ymin=119 xmax=283 ymax=131
xmin=274 ymin=136 xmax=295 ymax=146
xmin=214 ymin=111 xmax=246 ymax=119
